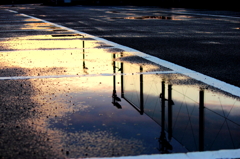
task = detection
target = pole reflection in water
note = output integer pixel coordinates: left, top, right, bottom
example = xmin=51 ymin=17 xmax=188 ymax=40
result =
xmin=120 ymin=59 xmax=240 ymax=152
xmin=168 ymin=84 xmax=173 ymax=141
xmin=158 ymin=81 xmax=173 ymax=153
xmin=112 ymin=53 xmax=122 ymax=109
xmin=199 ymin=89 xmax=204 ymax=151
xmin=82 ymin=37 xmax=88 ymax=74
xmin=140 ymin=66 xmax=144 ymax=115
xmin=1 ymin=39 xmax=240 ymax=158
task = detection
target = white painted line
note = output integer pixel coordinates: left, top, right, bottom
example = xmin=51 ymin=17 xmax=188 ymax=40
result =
xmin=0 ymin=47 xmax=108 ymax=53
xmin=0 ymin=29 xmax=52 ymax=32
xmin=0 ymin=71 xmax=177 ymax=80
xmin=6 ymin=9 xmax=18 ymax=13
xmin=88 ymin=148 xmax=240 ymax=159
xmin=0 ymin=46 xmax=114 ymax=52
xmin=5 ymin=10 xmax=240 ymax=97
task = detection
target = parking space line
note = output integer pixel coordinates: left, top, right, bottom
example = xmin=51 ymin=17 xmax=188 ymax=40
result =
xmin=0 ymin=71 xmax=178 ymax=80
xmin=0 ymin=47 xmax=112 ymax=52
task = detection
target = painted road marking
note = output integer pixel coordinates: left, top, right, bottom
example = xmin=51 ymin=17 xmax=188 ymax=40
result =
xmin=3 ymin=9 xmax=240 ymax=97
xmin=0 ymin=71 xmax=178 ymax=80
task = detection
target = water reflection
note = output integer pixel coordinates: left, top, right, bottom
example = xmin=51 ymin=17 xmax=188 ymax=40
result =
xmin=112 ymin=53 xmax=122 ymax=109
xmin=0 ymin=37 xmax=108 ymax=51
xmin=1 ymin=15 xmax=240 ymax=158
xmin=1 ymin=49 xmax=239 ymax=158
xmin=120 ymin=61 xmax=240 ymax=152
xmin=111 ymin=15 xmax=197 ymax=21
xmin=1 ymin=76 xmax=165 ymax=158
xmin=0 ymin=37 xmax=167 ymax=78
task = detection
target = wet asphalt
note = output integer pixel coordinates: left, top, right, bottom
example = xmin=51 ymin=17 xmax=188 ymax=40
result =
xmin=0 ymin=4 xmax=239 ymax=87
xmin=0 ymin=4 xmax=240 ymax=158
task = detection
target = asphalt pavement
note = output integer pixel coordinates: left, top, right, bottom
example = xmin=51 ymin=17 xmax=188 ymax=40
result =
xmin=1 ymin=4 xmax=240 ymax=159
xmin=1 ymin=4 xmax=239 ymax=88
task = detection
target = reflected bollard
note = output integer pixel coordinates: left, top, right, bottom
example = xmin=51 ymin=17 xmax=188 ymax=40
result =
xmin=140 ymin=66 xmax=144 ymax=114
xmin=168 ymin=84 xmax=173 ymax=141
xmin=199 ymin=89 xmax=204 ymax=151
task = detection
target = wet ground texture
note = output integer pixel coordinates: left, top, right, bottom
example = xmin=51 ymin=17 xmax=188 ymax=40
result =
xmin=0 ymin=5 xmax=240 ymax=159
xmin=1 ymin=4 xmax=239 ymax=87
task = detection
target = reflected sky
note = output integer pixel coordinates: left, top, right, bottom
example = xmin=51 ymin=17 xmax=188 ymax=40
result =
xmin=0 ymin=37 xmax=167 ymax=77
xmin=1 ymin=70 xmax=239 ymax=158
xmin=122 ymin=73 xmax=240 ymax=152
xmin=0 ymin=76 xmax=169 ymax=158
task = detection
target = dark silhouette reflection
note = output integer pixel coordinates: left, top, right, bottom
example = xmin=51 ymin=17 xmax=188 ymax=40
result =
xmin=139 ymin=66 xmax=144 ymax=115
xmin=158 ymin=81 xmax=173 ymax=153
xmin=199 ymin=90 xmax=204 ymax=151
xmin=112 ymin=53 xmax=122 ymax=109
xmin=82 ymin=37 xmax=88 ymax=74
xmin=168 ymin=85 xmax=173 ymax=141
xmin=119 ymin=60 xmax=240 ymax=152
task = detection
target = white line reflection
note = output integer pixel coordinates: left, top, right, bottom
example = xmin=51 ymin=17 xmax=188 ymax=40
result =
xmin=0 ymin=71 xmax=178 ymax=80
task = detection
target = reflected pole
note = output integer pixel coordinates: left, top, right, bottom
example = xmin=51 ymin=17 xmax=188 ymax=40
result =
xmin=140 ymin=66 xmax=144 ymax=114
xmin=112 ymin=54 xmax=121 ymax=109
xmin=113 ymin=54 xmax=116 ymax=90
xmin=83 ymin=41 xmax=85 ymax=67
xmin=161 ymin=81 xmax=165 ymax=131
xmin=82 ymin=36 xmax=87 ymax=71
xmin=168 ymin=84 xmax=172 ymax=141
xmin=159 ymin=81 xmax=166 ymax=152
xmin=159 ymin=81 xmax=173 ymax=153
xmin=121 ymin=52 xmax=124 ymax=98
xmin=199 ymin=89 xmax=204 ymax=151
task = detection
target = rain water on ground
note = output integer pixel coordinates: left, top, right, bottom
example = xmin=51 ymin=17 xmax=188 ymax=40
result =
xmin=0 ymin=10 xmax=240 ymax=159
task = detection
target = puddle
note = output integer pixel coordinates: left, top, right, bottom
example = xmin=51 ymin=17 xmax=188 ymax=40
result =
xmin=0 ymin=37 xmax=113 ymax=51
xmin=124 ymin=16 xmax=172 ymax=20
xmin=0 ymin=71 xmax=239 ymax=158
xmin=52 ymin=29 xmax=68 ymax=32
xmin=0 ymin=48 xmax=168 ymax=77
xmin=122 ymin=73 xmax=240 ymax=152
xmin=23 ymin=18 xmax=42 ymax=22
xmin=24 ymin=23 xmax=53 ymax=27
xmin=51 ymin=34 xmax=83 ymax=37
xmin=111 ymin=15 xmax=195 ymax=20
xmin=1 ymin=37 xmax=240 ymax=157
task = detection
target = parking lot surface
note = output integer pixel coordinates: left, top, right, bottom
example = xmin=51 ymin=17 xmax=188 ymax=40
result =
xmin=0 ymin=5 xmax=240 ymax=159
